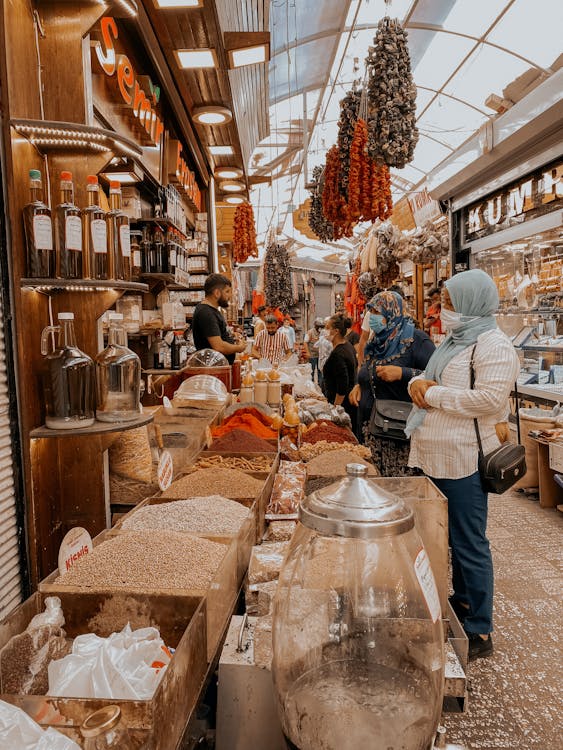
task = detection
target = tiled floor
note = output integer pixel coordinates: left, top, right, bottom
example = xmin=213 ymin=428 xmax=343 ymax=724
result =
xmin=444 ymin=491 xmax=563 ymax=749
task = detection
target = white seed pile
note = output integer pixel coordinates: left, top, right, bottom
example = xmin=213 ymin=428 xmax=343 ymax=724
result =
xmin=123 ymin=496 xmax=250 ymax=535
xmin=162 ymin=468 xmax=264 ymax=499
xmin=57 ymin=532 xmax=226 ymax=591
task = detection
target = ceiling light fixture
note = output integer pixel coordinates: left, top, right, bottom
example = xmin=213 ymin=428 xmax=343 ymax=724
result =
xmin=215 ymin=167 xmax=243 ymax=180
xmin=209 ymin=145 xmax=234 ymax=156
xmin=224 ymin=195 xmax=245 ymax=205
xmin=100 ymin=158 xmax=144 ymax=184
xmin=192 ymin=106 xmax=232 ymax=125
xmin=175 ymin=48 xmax=218 ymax=69
xmin=224 ymin=32 xmax=270 ymax=69
xmin=154 ymin=0 xmax=202 ymax=7
xmin=220 ymin=181 xmax=245 ymax=192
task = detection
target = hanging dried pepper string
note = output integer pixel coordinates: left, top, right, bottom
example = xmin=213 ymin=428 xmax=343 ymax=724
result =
xmin=233 ymin=203 xmax=258 ymax=263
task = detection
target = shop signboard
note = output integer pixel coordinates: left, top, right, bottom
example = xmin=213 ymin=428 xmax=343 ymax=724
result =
xmin=464 ymin=159 xmax=563 ymax=242
xmin=408 ymin=188 xmax=442 ymax=227
xmin=166 ymin=140 xmax=202 ymax=211
xmin=58 ymin=527 xmax=93 ymax=576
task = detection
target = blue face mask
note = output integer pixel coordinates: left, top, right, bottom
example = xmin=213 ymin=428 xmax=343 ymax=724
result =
xmin=369 ymin=313 xmax=386 ymax=334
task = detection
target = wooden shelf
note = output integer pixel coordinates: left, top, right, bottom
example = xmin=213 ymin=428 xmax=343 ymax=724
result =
xmin=21 ymin=278 xmax=149 ymax=293
xmin=140 ymin=272 xmax=190 ymax=290
xmin=30 ymin=412 xmax=154 ymax=439
xmin=131 ymin=216 xmax=192 ymax=237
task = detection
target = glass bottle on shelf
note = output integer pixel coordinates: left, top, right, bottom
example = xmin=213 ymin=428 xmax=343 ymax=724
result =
xmin=41 ymin=312 xmax=95 ymax=429
xmin=82 ymin=175 xmax=107 ymax=280
xmin=130 ymin=230 xmax=143 ymax=281
xmin=23 ymin=169 xmax=55 ymax=279
xmin=171 ymin=330 xmax=188 ymax=369
xmin=140 ymin=225 xmax=153 ymax=275
xmin=107 ymin=181 xmax=131 ymax=280
xmin=152 ymin=227 xmax=168 ymax=274
xmin=95 ymin=312 xmax=141 ymax=422
xmin=56 ymin=171 xmax=82 ymax=279
xmin=80 ymin=705 xmax=134 ymax=750
xmin=167 ymin=228 xmax=177 ymax=275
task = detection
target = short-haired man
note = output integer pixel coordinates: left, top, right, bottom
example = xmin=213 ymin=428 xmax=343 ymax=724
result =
xmin=191 ymin=273 xmax=247 ymax=364
xmin=251 ymin=315 xmax=292 ymax=365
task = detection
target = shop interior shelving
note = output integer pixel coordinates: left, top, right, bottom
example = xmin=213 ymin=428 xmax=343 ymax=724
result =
xmin=21 ymin=278 xmax=149 ymax=293
xmin=11 ymin=119 xmax=143 ymax=158
xmin=30 ymin=412 xmax=154 ymax=439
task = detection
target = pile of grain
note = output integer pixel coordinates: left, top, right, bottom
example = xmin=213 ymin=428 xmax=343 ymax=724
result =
xmin=57 ymin=532 xmax=226 ymax=591
xmin=162 ymin=468 xmax=263 ymax=500
xmin=123 ymin=496 xmax=249 ymax=535
xmin=305 ymin=450 xmax=377 ymax=477
xmin=299 ymin=441 xmax=371 ymax=463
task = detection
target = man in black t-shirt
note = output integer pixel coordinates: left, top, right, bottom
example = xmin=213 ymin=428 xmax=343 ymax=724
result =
xmin=192 ymin=273 xmax=247 ymax=365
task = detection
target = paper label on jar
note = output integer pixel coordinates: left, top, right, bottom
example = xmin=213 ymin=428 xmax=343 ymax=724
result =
xmin=91 ymin=219 xmax=107 ymax=253
xmin=33 ymin=215 xmax=53 ymax=250
xmin=170 ymin=249 xmax=177 ymax=267
xmin=133 ymin=250 xmax=141 ymax=266
xmin=58 ymin=527 xmax=93 ymax=576
xmin=157 ymin=450 xmax=174 ymax=491
xmin=65 ymin=215 xmax=82 ymax=251
xmin=120 ymin=225 xmax=131 ymax=257
xmin=414 ymin=548 xmax=441 ymax=623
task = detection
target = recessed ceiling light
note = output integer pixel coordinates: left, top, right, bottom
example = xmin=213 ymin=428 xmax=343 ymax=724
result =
xmin=215 ymin=167 xmax=243 ymax=180
xmin=175 ymin=49 xmax=217 ymax=69
xmin=154 ymin=0 xmax=202 ymax=7
xmin=192 ymin=106 xmax=232 ymax=125
xmin=224 ymin=195 xmax=245 ymax=205
xmin=209 ymin=145 xmax=234 ymax=156
xmin=228 ymin=44 xmax=268 ymax=68
xmin=220 ymin=181 xmax=245 ymax=192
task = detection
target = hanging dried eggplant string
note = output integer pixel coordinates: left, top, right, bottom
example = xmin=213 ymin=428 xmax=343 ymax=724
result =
xmin=347 ymin=85 xmax=369 ymax=223
xmin=365 ymin=16 xmax=418 ymax=168
xmin=307 ymin=165 xmax=334 ymax=242
xmin=264 ymin=240 xmax=293 ymax=312
xmin=336 ymin=88 xmax=361 ymax=203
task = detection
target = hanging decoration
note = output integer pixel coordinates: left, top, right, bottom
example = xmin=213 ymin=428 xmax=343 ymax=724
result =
xmin=365 ymin=17 xmax=418 ymax=168
xmin=307 ymin=165 xmax=334 ymax=242
xmin=264 ymin=240 xmax=293 ymax=313
xmin=410 ymin=221 xmax=450 ymax=264
xmin=322 ymin=145 xmax=352 ymax=239
xmin=336 ymin=88 xmax=362 ymax=203
xmin=232 ymin=203 xmax=258 ymax=263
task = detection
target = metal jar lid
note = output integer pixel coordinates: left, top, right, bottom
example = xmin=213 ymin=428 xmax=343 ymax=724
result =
xmin=80 ymin=705 xmax=122 ymax=738
xmin=300 ymin=464 xmax=414 ymax=539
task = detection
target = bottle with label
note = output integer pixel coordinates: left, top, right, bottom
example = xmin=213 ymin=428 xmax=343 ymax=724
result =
xmin=82 ymin=175 xmax=107 ymax=280
xmin=95 ymin=312 xmax=141 ymax=422
xmin=140 ymin=225 xmax=153 ymax=274
xmin=167 ymin=229 xmax=177 ymax=275
xmin=171 ymin=330 xmax=188 ymax=369
xmin=23 ymin=169 xmax=55 ymax=278
xmin=41 ymin=312 xmax=95 ymax=429
xmin=130 ymin=230 xmax=143 ymax=281
xmin=152 ymin=227 xmax=168 ymax=274
xmin=56 ymin=171 xmax=82 ymax=279
xmin=107 ymin=182 xmax=131 ymax=280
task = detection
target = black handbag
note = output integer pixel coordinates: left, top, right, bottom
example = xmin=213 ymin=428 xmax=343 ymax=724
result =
xmin=470 ymin=346 xmax=526 ymax=494
xmin=369 ymin=399 xmax=413 ymax=441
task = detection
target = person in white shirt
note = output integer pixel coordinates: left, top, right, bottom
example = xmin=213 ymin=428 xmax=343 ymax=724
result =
xmin=251 ymin=315 xmax=292 ymax=365
xmin=282 ymin=317 xmax=296 ymax=350
xmin=315 ymin=323 xmax=333 ymax=390
xmin=406 ymin=269 xmax=519 ymax=662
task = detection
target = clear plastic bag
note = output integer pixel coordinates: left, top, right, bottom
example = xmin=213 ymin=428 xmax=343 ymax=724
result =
xmin=248 ymin=542 xmax=291 ymax=585
xmin=267 ymin=474 xmax=305 ymax=515
xmin=0 ymin=699 xmax=80 ymax=749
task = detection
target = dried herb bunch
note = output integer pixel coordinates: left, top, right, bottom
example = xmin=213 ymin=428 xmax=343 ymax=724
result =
xmin=366 ymin=17 xmax=418 ymax=168
xmin=233 ymin=203 xmax=259 ymax=263
xmin=264 ymin=240 xmax=293 ymax=312
xmin=307 ymin=165 xmax=334 ymax=242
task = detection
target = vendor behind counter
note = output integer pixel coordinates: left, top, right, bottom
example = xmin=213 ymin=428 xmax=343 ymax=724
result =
xmin=192 ymin=274 xmax=247 ymax=365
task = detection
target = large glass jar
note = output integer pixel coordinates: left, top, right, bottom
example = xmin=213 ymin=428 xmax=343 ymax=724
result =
xmin=272 ymin=465 xmax=445 ymax=750
xmin=95 ymin=312 xmax=141 ymax=422
xmin=41 ymin=312 xmax=95 ymax=429
xmin=80 ymin=705 xmax=134 ymax=749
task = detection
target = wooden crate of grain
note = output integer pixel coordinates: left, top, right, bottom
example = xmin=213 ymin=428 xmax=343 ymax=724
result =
xmin=0 ymin=590 xmax=207 ymax=750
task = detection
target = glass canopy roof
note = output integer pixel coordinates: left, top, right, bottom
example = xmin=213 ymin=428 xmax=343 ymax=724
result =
xmin=247 ymin=0 xmax=562 ymax=263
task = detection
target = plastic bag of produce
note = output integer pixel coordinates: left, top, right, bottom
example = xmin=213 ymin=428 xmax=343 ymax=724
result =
xmin=48 ymin=624 xmax=171 ymax=700
xmin=0 ymin=699 xmax=80 ymax=749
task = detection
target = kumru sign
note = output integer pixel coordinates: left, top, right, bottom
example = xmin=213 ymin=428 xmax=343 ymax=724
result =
xmin=465 ymin=159 xmax=563 ymax=241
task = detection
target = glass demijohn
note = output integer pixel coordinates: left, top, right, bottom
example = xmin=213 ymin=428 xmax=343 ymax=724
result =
xmin=95 ymin=312 xmax=141 ymax=422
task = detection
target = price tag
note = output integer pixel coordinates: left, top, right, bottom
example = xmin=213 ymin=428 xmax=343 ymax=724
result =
xmin=163 ymin=396 xmax=172 ymax=409
xmin=58 ymin=527 xmax=93 ymax=576
xmin=414 ymin=548 xmax=441 ymax=623
xmin=158 ymin=450 xmax=174 ymax=491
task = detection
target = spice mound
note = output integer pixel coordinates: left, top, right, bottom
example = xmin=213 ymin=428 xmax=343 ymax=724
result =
xmin=212 ymin=408 xmax=278 ymax=440
xmin=305 ymin=450 xmax=377 ymax=477
xmin=123 ymin=496 xmax=249 ymax=535
xmin=302 ymin=421 xmax=358 ymax=445
xmin=193 ymin=453 xmax=273 ymax=473
xmin=162 ymin=467 xmax=264 ymax=499
xmin=299 ymin=440 xmax=371 ymax=462
xmin=210 ymin=428 xmax=277 ymax=453
xmin=56 ymin=532 xmax=226 ymax=591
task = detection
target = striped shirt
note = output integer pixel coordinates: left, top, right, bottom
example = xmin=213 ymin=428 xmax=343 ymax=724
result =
xmin=408 ymin=329 xmax=520 ymax=479
xmin=254 ymin=329 xmax=290 ymax=364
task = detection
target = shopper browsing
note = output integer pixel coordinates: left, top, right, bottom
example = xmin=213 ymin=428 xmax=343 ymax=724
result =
xmin=322 ymin=314 xmax=358 ymax=433
xmin=304 ymin=318 xmax=324 ymax=383
xmin=251 ymin=315 xmax=293 ymax=365
xmin=406 ymin=269 xmax=520 ymax=661
xmin=282 ymin=317 xmax=297 ymax=350
xmin=349 ymin=291 xmax=435 ymax=472
xmin=191 ymin=274 xmax=247 ymax=365
xmin=316 ymin=322 xmax=333 ymax=390
xmin=253 ymin=305 xmax=267 ymax=337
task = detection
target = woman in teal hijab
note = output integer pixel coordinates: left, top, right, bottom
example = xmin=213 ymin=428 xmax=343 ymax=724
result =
xmin=406 ymin=269 xmax=520 ymax=662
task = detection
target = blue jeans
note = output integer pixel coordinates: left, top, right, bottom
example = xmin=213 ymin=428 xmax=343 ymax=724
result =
xmin=429 ymin=472 xmax=493 ymax=635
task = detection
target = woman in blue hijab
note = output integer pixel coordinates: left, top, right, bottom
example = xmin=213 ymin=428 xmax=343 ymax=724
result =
xmin=406 ymin=269 xmax=520 ymax=661
xmin=349 ymin=290 xmax=435 ymax=475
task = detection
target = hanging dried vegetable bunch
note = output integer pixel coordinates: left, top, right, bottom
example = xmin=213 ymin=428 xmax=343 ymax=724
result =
xmin=307 ymin=165 xmax=334 ymax=242
xmin=264 ymin=240 xmax=293 ymax=312
xmin=336 ymin=88 xmax=362 ymax=202
xmin=322 ymin=145 xmax=352 ymax=239
xmin=233 ymin=203 xmax=259 ymax=263
xmin=410 ymin=221 xmax=449 ymax=264
xmin=365 ymin=17 xmax=418 ymax=168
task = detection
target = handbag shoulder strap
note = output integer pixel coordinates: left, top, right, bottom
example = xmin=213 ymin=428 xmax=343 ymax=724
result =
xmin=469 ymin=344 xmax=485 ymax=457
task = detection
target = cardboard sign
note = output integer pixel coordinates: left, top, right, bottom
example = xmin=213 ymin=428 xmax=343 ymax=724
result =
xmin=157 ymin=450 xmax=174 ymax=491
xmin=58 ymin=527 xmax=93 ymax=576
